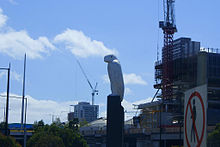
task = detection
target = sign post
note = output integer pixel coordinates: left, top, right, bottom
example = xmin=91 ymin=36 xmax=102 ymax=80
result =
xmin=184 ymin=84 xmax=207 ymax=147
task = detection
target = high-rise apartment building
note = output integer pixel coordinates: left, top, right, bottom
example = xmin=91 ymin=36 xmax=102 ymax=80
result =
xmin=74 ymin=102 xmax=99 ymax=122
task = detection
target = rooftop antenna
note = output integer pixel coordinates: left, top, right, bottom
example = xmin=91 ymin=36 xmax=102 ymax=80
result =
xmin=76 ymin=59 xmax=98 ymax=105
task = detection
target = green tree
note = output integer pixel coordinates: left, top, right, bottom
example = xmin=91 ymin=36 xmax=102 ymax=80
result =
xmin=27 ymin=132 xmax=64 ymax=147
xmin=79 ymin=119 xmax=88 ymax=127
xmin=208 ymin=123 xmax=220 ymax=146
xmin=66 ymin=119 xmax=79 ymax=131
xmin=52 ymin=118 xmax=63 ymax=127
xmin=33 ymin=120 xmax=45 ymax=130
xmin=0 ymin=132 xmax=21 ymax=147
xmin=0 ymin=122 xmax=6 ymax=130
xmin=27 ymin=120 xmax=88 ymax=147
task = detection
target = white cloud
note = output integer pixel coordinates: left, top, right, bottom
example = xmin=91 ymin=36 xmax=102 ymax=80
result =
xmin=122 ymin=99 xmax=136 ymax=112
xmin=125 ymin=87 xmax=132 ymax=95
xmin=11 ymin=71 xmax=22 ymax=82
xmin=54 ymin=29 xmax=118 ymax=58
xmin=0 ymin=30 xmax=56 ymax=59
xmin=0 ymin=9 xmax=55 ymax=59
xmin=0 ymin=71 xmax=21 ymax=82
xmin=0 ymin=9 xmax=116 ymax=60
xmin=102 ymin=73 xmax=147 ymax=85
xmin=99 ymin=111 xmax=106 ymax=118
xmin=122 ymin=97 xmax=152 ymax=112
xmin=0 ymin=8 xmax=7 ymax=28
xmin=0 ymin=92 xmax=154 ymax=123
xmin=122 ymin=97 xmax=152 ymax=120
xmin=0 ymin=93 xmax=77 ymax=124
xmin=132 ymin=97 xmax=153 ymax=105
xmin=124 ymin=73 xmax=147 ymax=85
xmin=8 ymin=0 xmax=17 ymax=5
xmin=102 ymin=74 xmax=109 ymax=83
xmin=0 ymin=71 xmax=7 ymax=79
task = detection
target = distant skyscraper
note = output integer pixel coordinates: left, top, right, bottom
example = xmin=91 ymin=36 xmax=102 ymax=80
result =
xmin=68 ymin=112 xmax=75 ymax=121
xmin=74 ymin=102 xmax=99 ymax=122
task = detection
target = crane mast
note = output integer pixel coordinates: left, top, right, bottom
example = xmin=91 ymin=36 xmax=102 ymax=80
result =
xmin=76 ymin=59 xmax=98 ymax=105
xmin=159 ymin=0 xmax=177 ymax=99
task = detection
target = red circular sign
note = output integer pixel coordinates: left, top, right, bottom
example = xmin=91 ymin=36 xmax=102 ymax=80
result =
xmin=184 ymin=91 xmax=205 ymax=147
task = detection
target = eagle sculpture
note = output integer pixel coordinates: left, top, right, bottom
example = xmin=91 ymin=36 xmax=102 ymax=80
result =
xmin=104 ymin=54 xmax=124 ymax=101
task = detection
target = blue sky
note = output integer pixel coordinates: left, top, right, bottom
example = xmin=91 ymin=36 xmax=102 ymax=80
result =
xmin=0 ymin=0 xmax=219 ymax=123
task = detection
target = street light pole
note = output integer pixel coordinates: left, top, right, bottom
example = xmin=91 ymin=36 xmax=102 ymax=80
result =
xmin=178 ymin=92 xmax=183 ymax=147
xmin=21 ymin=54 xmax=26 ymax=128
xmin=5 ymin=64 xmax=10 ymax=136
xmin=0 ymin=66 xmax=10 ymax=136
xmin=24 ymin=98 xmax=27 ymax=147
xmin=0 ymin=95 xmax=28 ymax=144
xmin=159 ymin=100 xmax=162 ymax=147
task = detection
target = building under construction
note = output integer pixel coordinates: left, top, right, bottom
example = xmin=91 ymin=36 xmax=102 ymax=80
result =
xmin=141 ymin=0 xmax=220 ymax=127
xmin=136 ymin=0 xmax=220 ymax=146
xmin=155 ymin=37 xmax=220 ymax=115
xmin=135 ymin=37 xmax=220 ymax=146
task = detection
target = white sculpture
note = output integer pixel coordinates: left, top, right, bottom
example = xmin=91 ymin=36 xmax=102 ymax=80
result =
xmin=104 ymin=54 xmax=124 ymax=101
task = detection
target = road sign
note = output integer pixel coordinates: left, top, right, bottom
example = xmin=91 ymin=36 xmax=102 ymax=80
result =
xmin=184 ymin=84 xmax=207 ymax=147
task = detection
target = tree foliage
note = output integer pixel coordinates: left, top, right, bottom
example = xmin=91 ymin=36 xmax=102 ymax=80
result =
xmin=33 ymin=119 xmax=45 ymax=132
xmin=79 ymin=119 xmax=88 ymax=127
xmin=27 ymin=132 xmax=64 ymax=147
xmin=208 ymin=123 xmax=220 ymax=146
xmin=67 ymin=119 xmax=79 ymax=131
xmin=0 ymin=132 xmax=21 ymax=147
xmin=27 ymin=120 xmax=88 ymax=147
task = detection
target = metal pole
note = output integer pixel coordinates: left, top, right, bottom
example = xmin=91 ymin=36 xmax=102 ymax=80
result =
xmin=24 ymin=98 xmax=27 ymax=147
xmin=160 ymin=101 xmax=162 ymax=147
xmin=179 ymin=93 xmax=182 ymax=147
xmin=5 ymin=63 xmax=10 ymax=136
xmin=3 ymin=106 xmax=5 ymax=122
xmin=21 ymin=54 xmax=26 ymax=128
xmin=92 ymin=93 xmax=94 ymax=105
xmin=179 ymin=119 xmax=181 ymax=147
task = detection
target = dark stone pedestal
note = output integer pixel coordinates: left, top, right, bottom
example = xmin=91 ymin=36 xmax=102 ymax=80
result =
xmin=106 ymin=95 xmax=124 ymax=147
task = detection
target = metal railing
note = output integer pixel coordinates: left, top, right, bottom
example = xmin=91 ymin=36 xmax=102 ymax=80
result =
xmin=200 ymin=47 xmax=220 ymax=54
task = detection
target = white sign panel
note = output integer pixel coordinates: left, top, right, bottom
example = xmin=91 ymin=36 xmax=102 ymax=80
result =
xmin=184 ymin=84 xmax=207 ymax=147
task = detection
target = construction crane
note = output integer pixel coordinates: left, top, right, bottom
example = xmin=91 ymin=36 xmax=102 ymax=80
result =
xmin=76 ymin=59 xmax=98 ymax=105
xmin=159 ymin=0 xmax=177 ymax=99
